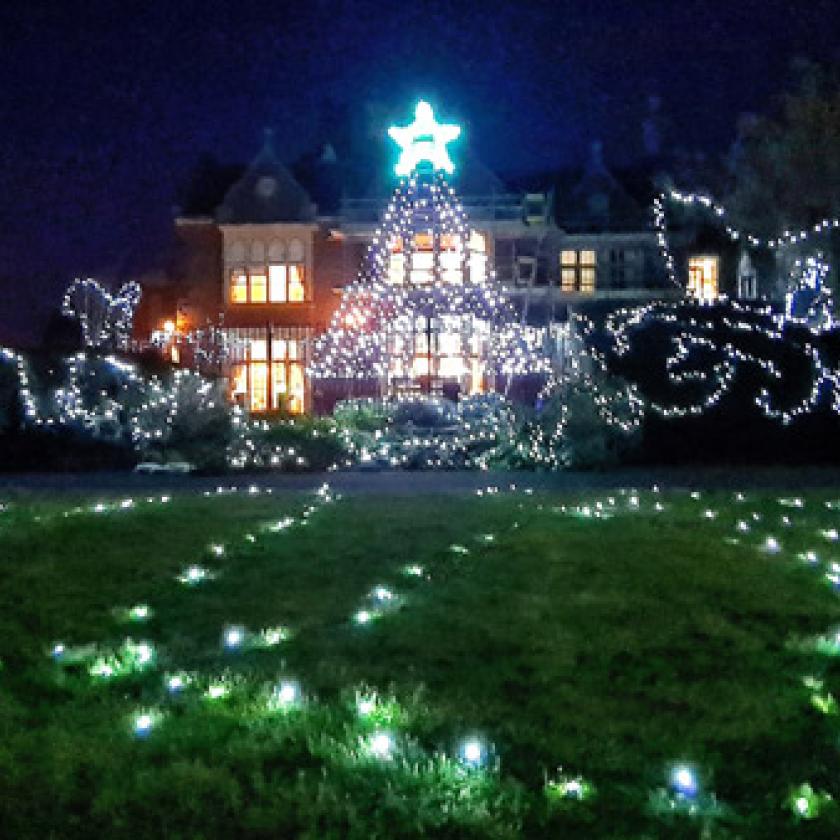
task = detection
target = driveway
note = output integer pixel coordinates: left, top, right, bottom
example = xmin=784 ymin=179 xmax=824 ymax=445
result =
xmin=2 ymin=466 xmax=840 ymax=498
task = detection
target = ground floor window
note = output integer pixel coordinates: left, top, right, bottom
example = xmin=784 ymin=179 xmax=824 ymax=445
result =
xmin=227 ymin=326 xmax=311 ymax=414
xmin=387 ymin=315 xmax=487 ymax=397
xmin=687 ymin=255 xmax=719 ymax=301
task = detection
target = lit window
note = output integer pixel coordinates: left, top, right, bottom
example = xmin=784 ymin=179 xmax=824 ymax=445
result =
xmin=271 ymin=362 xmax=287 ymax=401
xmin=230 ymin=364 xmax=247 ymax=402
xmin=230 ymin=271 xmax=248 ymax=303
xmin=289 ymin=363 xmax=305 ymax=413
xmin=559 ymin=250 xmax=597 ymax=294
xmin=439 ymin=356 xmax=464 ymax=377
xmin=250 ymin=270 xmax=267 ymax=303
xmin=271 ymin=338 xmax=287 ymax=360
xmin=469 ymin=252 xmax=487 ymax=283
xmin=288 ymin=265 xmax=306 ymax=301
xmin=250 ymin=363 xmax=268 ymax=412
xmin=414 ymin=233 xmax=433 ymax=251
xmin=687 ymin=256 xmax=719 ymax=301
xmin=249 ymin=339 xmax=267 ymax=361
xmin=269 ymin=265 xmax=287 ymax=302
xmin=439 ymin=332 xmax=461 ymax=356
xmin=469 ymin=230 xmax=485 ymax=253
xmin=389 ymin=252 xmax=405 ymax=284
xmin=412 ymin=251 xmax=434 ymax=270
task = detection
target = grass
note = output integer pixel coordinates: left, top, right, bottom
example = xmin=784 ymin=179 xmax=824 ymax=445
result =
xmin=2 ymin=485 xmax=840 ymax=837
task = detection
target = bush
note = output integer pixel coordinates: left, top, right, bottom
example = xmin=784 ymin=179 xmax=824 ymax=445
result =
xmin=492 ymin=371 xmax=641 ymax=470
xmin=132 ymin=372 xmax=232 ymax=473
xmin=227 ymin=415 xmax=347 ymax=471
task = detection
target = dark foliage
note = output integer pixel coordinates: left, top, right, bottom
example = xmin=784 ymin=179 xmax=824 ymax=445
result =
xmin=587 ymin=300 xmax=840 ymax=465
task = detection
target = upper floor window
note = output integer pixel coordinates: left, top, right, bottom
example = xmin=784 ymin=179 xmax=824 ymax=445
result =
xmin=609 ymin=249 xmax=626 ymax=288
xmin=561 ymin=250 xmax=596 ymax=293
xmin=515 ymin=256 xmax=536 ymax=286
xmin=230 ymin=263 xmax=307 ymax=304
xmin=687 ymin=255 xmax=718 ymax=301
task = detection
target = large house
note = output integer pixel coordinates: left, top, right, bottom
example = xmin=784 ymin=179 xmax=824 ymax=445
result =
xmin=135 ymin=127 xmax=787 ymax=414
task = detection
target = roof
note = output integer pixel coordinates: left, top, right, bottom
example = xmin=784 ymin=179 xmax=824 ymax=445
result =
xmin=550 ymin=142 xmax=650 ymax=232
xmin=216 ymin=130 xmax=316 ymax=224
xmin=359 ymin=148 xmax=510 ymax=200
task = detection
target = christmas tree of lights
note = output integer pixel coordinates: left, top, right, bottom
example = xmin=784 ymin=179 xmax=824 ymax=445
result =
xmin=310 ymin=101 xmax=548 ymax=397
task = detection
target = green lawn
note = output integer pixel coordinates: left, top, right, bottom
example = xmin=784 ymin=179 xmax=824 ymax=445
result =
xmin=2 ymin=485 xmax=840 ymax=838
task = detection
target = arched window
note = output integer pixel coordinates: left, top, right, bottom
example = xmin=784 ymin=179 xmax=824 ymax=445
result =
xmin=228 ymin=237 xmax=307 ymax=304
xmin=288 ymin=238 xmax=305 ymax=262
xmin=228 ymin=241 xmax=246 ymax=263
xmin=268 ymin=240 xmax=285 ymax=262
xmin=250 ymin=240 xmax=266 ymax=263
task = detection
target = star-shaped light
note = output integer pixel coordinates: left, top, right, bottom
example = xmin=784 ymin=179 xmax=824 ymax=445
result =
xmin=388 ymin=101 xmax=461 ymax=177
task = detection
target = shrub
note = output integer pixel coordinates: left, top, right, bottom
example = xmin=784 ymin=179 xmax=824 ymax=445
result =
xmin=227 ymin=414 xmax=347 ymax=471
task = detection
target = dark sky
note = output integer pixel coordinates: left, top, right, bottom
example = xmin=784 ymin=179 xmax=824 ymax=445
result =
xmin=1 ymin=0 xmax=839 ymax=343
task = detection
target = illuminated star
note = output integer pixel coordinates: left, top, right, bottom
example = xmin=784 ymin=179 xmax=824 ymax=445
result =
xmin=388 ymin=101 xmax=461 ymax=176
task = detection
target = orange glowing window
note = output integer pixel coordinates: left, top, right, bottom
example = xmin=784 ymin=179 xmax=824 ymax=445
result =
xmin=249 ymin=271 xmax=267 ymax=303
xmin=230 ymin=271 xmax=248 ymax=303
xmin=288 ymin=265 xmax=305 ymax=302
xmin=289 ymin=363 xmax=305 ymax=414
xmin=414 ymin=233 xmax=433 ymax=250
xmin=249 ymin=363 xmax=268 ymax=412
xmin=230 ymin=363 xmax=247 ymax=404
xmin=687 ymin=256 xmax=719 ymax=301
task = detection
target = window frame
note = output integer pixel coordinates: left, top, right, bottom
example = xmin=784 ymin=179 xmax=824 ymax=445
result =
xmin=229 ymin=262 xmax=308 ymax=304
xmin=560 ymin=249 xmax=597 ymax=294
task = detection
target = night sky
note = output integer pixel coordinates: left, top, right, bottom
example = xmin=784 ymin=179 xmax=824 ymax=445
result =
xmin=1 ymin=0 xmax=838 ymax=344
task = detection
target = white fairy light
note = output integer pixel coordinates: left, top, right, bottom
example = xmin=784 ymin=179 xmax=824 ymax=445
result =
xmin=367 ymin=730 xmax=394 ymax=760
xmin=669 ymin=764 xmax=698 ymax=798
xmin=460 ymin=737 xmax=485 ymax=767
xmin=224 ymin=626 xmax=245 ymax=649
xmin=272 ymin=679 xmax=301 ymax=709
xmin=356 ymin=695 xmax=376 ymax=716
xmin=133 ymin=712 xmax=154 ymax=736
xmin=206 ymin=682 xmax=228 ymax=700
xmin=763 ymin=536 xmax=781 ymax=554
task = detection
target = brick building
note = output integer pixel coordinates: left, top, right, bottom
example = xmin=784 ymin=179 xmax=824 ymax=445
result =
xmin=136 ymin=130 xmax=680 ymax=414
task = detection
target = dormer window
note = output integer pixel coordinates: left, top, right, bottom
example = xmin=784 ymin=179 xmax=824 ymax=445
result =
xmin=256 ymin=176 xmax=278 ymax=198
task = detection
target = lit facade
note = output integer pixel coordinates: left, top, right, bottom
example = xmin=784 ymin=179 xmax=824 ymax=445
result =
xmin=136 ymin=131 xmax=737 ymax=414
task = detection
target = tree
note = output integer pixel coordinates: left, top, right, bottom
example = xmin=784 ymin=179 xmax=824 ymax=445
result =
xmin=729 ymin=60 xmax=840 ymax=250
xmin=310 ymin=103 xmax=548 ymax=398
